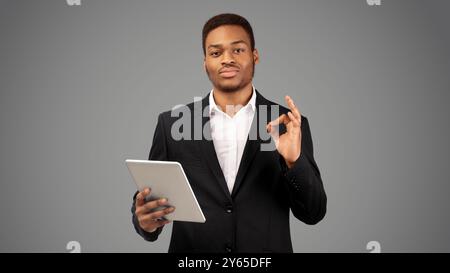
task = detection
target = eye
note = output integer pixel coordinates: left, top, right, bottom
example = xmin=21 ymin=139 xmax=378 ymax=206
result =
xmin=210 ymin=51 xmax=221 ymax=57
xmin=234 ymin=48 xmax=245 ymax=54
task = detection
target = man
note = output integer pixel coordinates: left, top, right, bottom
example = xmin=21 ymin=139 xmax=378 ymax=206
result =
xmin=131 ymin=13 xmax=326 ymax=253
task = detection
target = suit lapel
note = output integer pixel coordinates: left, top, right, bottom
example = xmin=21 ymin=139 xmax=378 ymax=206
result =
xmin=231 ymin=90 xmax=270 ymax=197
xmin=230 ymin=124 xmax=260 ymax=198
xmin=196 ymin=96 xmax=233 ymax=201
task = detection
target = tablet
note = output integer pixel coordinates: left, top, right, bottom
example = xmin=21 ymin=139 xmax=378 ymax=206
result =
xmin=126 ymin=159 xmax=206 ymax=223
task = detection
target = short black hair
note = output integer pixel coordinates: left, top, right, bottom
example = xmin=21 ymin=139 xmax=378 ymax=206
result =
xmin=202 ymin=13 xmax=255 ymax=55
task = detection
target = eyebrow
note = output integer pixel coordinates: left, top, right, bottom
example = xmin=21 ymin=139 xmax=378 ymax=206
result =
xmin=207 ymin=40 xmax=248 ymax=50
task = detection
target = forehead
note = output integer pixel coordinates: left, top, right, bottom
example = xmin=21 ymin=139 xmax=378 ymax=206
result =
xmin=205 ymin=25 xmax=250 ymax=47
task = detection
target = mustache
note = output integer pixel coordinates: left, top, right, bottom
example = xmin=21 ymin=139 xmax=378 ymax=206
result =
xmin=219 ymin=64 xmax=240 ymax=73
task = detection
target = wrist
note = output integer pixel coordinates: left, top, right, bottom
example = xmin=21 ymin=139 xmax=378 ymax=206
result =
xmin=285 ymin=159 xmax=295 ymax=169
xmin=285 ymin=154 xmax=301 ymax=169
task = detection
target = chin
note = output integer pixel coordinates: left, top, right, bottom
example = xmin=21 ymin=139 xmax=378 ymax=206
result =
xmin=219 ymin=86 xmax=240 ymax=93
xmin=216 ymin=81 xmax=242 ymax=93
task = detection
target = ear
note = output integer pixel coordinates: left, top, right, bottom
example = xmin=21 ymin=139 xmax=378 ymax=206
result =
xmin=203 ymin=59 xmax=207 ymax=73
xmin=253 ymin=48 xmax=260 ymax=64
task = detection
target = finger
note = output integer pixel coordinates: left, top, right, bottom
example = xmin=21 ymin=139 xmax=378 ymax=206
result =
xmin=139 ymin=207 xmax=175 ymax=222
xmin=135 ymin=188 xmax=151 ymax=207
xmin=287 ymin=111 xmax=300 ymax=128
xmin=153 ymin=219 xmax=171 ymax=229
xmin=268 ymin=114 xmax=288 ymax=127
xmin=285 ymin=96 xmax=300 ymax=120
xmin=139 ymin=207 xmax=174 ymax=224
xmin=140 ymin=215 xmax=171 ymax=229
xmin=285 ymin=96 xmax=301 ymax=121
xmin=143 ymin=198 xmax=169 ymax=212
xmin=150 ymin=206 xmax=176 ymax=220
xmin=266 ymin=123 xmax=280 ymax=147
xmin=155 ymin=220 xmax=171 ymax=228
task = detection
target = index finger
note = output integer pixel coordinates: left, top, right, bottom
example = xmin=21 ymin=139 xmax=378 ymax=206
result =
xmin=268 ymin=113 xmax=289 ymax=127
xmin=135 ymin=187 xmax=151 ymax=207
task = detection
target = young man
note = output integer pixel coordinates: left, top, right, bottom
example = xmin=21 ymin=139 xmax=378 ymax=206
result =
xmin=131 ymin=13 xmax=326 ymax=253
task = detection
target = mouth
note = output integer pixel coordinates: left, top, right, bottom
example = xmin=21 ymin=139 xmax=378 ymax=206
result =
xmin=219 ymin=69 xmax=239 ymax=78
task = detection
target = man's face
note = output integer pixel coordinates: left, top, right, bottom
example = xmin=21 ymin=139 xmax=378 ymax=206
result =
xmin=204 ymin=25 xmax=259 ymax=93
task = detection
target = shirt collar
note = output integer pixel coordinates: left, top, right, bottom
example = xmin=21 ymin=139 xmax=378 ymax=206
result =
xmin=209 ymin=85 xmax=257 ymax=116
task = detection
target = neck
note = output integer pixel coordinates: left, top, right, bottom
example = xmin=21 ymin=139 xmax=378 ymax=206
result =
xmin=212 ymin=82 xmax=253 ymax=117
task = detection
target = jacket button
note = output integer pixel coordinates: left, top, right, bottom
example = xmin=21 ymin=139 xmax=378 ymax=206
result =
xmin=226 ymin=206 xmax=233 ymax=213
xmin=225 ymin=246 xmax=232 ymax=252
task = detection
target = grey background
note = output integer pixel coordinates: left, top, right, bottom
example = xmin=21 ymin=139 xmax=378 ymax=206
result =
xmin=1 ymin=0 xmax=449 ymax=252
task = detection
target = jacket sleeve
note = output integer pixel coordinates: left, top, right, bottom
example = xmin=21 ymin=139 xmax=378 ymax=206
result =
xmin=279 ymin=116 xmax=327 ymax=225
xmin=131 ymin=113 xmax=168 ymax=241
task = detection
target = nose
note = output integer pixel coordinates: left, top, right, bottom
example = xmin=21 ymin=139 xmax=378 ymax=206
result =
xmin=221 ymin=50 xmax=236 ymax=66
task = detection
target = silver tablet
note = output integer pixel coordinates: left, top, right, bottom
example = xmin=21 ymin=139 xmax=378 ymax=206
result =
xmin=126 ymin=159 xmax=206 ymax=223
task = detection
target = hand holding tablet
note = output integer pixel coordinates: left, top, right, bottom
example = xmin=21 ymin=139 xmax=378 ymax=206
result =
xmin=126 ymin=160 xmax=206 ymax=226
xmin=134 ymin=187 xmax=175 ymax=233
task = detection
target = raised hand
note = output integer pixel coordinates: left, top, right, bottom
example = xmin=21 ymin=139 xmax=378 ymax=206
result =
xmin=266 ymin=95 xmax=302 ymax=168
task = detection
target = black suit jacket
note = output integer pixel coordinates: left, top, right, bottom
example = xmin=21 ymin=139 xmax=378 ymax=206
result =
xmin=131 ymin=90 xmax=326 ymax=253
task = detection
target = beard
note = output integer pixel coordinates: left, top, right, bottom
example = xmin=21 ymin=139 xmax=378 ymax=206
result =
xmin=206 ymin=61 xmax=255 ymax=93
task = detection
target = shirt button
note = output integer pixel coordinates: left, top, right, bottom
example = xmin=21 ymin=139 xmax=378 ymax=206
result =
xmin=225 ymin=245 xmax=232 ymax=252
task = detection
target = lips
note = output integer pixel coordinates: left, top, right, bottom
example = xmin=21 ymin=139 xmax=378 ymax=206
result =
xmin=219 ymin=68 xmax=239 ymax=78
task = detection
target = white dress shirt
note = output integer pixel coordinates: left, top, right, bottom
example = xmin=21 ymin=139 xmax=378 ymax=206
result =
xmin=208 ymin=86 xmax=257 ymax=193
